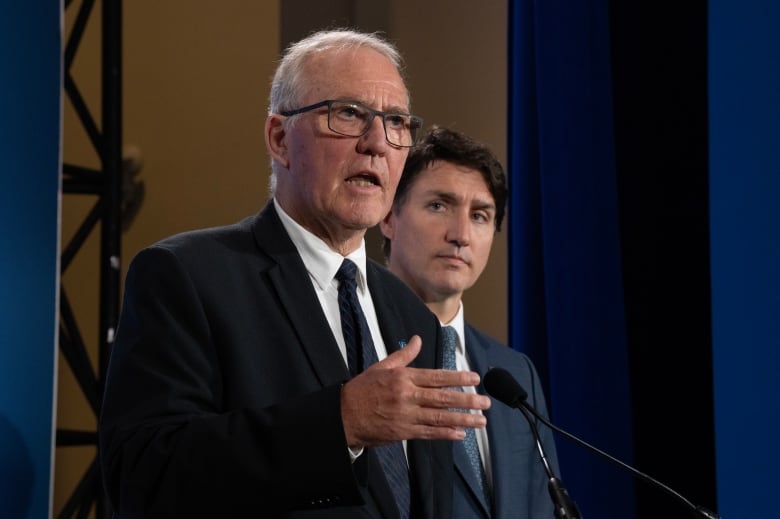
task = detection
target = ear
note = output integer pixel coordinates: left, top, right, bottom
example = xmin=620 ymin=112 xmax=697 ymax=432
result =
xmin=379 ymin=209 xmax=396 ymax=240
xmin=265 ymin=114 xmax=289 ymax=169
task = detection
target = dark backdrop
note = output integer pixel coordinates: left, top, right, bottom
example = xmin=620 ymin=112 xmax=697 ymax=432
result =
xmin=508 ymin=0 xmax=716 ymax=517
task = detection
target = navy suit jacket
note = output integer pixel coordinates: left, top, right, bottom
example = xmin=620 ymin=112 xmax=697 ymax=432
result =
xmin=450 ymin=324 xmax=559 ymax=519
xmin=99 ymin=202 xmax=453 ymax=518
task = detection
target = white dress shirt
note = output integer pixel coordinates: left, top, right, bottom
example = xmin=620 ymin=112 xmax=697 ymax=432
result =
xmin=274 ymin=199 xmax=389 ymax=365
xmin=274 ymin=199 xmax=400 ymax=461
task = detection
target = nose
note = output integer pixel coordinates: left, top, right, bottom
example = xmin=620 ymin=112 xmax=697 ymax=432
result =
xmin=446 ymin=209 xmax=471 ymax=248
xmin=356 ymin=114 xmax=391 ymax=155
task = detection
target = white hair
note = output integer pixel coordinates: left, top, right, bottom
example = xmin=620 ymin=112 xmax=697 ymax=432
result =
xmin=266 ymin=29 xmax=408 ymax=193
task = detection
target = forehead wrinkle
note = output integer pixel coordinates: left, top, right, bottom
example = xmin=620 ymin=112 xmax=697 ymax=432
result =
xmin=299 ymin=58 xmax=409 ymax=113
xmin=346 ymin=87 xmax=410 ymax=112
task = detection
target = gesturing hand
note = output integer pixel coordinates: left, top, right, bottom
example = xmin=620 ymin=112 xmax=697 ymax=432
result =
xmin=340 ymin=335 xmax=491 ymax=449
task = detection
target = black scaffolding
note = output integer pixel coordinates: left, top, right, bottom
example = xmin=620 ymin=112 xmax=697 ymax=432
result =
xmin=58 ymin=0 xmax=122 ymax=517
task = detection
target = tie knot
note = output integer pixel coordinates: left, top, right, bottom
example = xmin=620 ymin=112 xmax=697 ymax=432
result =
xmin=336 ymin=259 xmax=358 ymax=284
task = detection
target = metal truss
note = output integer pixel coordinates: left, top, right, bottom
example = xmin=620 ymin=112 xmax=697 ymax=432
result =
xmin=58 ymin=0 xmax=123 ymax=517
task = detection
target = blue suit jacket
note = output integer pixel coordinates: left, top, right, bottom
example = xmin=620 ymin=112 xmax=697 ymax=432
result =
xmin=450 ymin=324 xmax=559 ymax=519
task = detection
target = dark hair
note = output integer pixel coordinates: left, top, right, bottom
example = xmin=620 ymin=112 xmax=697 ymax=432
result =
xmin=383 ymin=125 xmax=507 ymax=258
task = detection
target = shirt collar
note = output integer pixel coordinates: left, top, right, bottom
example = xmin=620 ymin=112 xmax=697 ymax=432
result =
xmin=274 ymin=198 xmax=369 ymax=292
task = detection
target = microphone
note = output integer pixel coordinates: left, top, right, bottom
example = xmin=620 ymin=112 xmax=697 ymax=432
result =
xmin=485 ymin=369 xmax=581 ymax=518
xmin=483 ymin=367 xmax=722 ymax=519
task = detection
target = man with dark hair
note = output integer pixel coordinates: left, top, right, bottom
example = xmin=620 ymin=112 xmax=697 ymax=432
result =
xmin=99 ymin=31 xmax=490 ymax=518
xmin=381 ymin=126 xmax=559 ymax=519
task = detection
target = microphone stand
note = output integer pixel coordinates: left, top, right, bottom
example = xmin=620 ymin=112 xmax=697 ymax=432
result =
xmin=520 ymin=402 xmax=722 ymax=519
xmin=517 ymin=405 xmax=582 ymax=519
xmin=483 ymin=367 xmax=722 ymax=519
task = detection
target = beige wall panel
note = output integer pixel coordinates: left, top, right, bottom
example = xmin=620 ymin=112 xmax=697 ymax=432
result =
xmin=389 ymin=0 xmax=509 ymax=342
xmin=57 ymin=1 xmax=509 ymax=511
xmin=57 ymin=2 xmax=280 ymax=514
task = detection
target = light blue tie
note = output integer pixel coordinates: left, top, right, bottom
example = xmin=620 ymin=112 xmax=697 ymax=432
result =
xmin=441 ymin=325 xmax=491 ymax=509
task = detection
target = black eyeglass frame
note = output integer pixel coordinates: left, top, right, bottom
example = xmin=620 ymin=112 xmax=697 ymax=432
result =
xmin=279 ymin=99 xmax=423 ymax=148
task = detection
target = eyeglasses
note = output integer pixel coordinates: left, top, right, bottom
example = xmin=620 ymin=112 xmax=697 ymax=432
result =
xmin=280 ymin=100 xmax=423 ymax=148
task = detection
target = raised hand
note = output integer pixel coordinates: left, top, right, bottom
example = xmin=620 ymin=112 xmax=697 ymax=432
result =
xmin=340 ymin=335 xmax=491 ymax=448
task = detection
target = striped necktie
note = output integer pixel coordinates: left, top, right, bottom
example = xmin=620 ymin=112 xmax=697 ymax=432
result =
xmin=336 ymin=259 xmax=411 ymax=519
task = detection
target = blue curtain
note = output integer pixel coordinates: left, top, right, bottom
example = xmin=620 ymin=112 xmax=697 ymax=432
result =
xmin=0 ymin=3 xmax=61 ymax=518
xmin=507 ymin=0 xmax=635 ymax=516
xmin=709 ymin=0 xmax=780 ymax=517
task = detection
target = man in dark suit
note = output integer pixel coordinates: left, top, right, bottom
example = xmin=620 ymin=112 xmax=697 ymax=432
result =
xmin=99 ymin=30 xmax=490 ymax=518
xmin=381 ymin=126 xmax=560 ymax=519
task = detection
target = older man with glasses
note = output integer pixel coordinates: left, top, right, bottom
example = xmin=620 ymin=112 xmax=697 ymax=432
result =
xmin=99 ymin=29 xmax=490 ymax=519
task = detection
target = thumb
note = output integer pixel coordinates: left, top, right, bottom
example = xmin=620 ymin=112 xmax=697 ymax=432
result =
xmin=372 ymin=335 xmax=422 ymax=370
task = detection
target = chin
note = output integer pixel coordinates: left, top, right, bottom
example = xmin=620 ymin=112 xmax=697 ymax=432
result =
xmin=344 ymin=207 xmax=384 ymax=229
xmin=431 ymin=277 xmax=468 ymax=296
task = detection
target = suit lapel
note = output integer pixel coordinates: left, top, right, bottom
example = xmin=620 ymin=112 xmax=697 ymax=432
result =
xmin=254 ymin=212 xmax=422 ymax=518
xmin=251 ymin=203 xmax=349 ymax=388
xmin=366 ymin=262 xmax=409 ymax=358
xmin=367 ymin=263 xmax=440 ymax=519
xmin=453 ymin=439 xmax=491 ymax=516
xmin=466 ymin=325 xmax=524 ymax=519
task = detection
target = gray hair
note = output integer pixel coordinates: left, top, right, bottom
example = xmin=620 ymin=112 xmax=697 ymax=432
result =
xmin=267 ymin=29 xmax=408 ymax=192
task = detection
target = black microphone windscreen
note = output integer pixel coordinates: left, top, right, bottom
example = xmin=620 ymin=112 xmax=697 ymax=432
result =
xmin=484 ymin=367 xmax=528 ymax=407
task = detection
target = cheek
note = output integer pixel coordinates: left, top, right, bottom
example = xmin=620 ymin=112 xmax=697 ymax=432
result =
xmin=472 ymin=235 xmax=495 ymax=270
xmin=287 ymin=140 xmax=314 ymax=176
xmin=395 ymin=225 xmax=428 ymax=262
xmin=294 ymin=151 xmax=339 ymax=192
xmin=400 ymin=247 xmax=429 ymax=279
xmin=402 ymin=214 xmax=436 ymax=240
xmin=291 ymin=133 xmax=337 ymax=168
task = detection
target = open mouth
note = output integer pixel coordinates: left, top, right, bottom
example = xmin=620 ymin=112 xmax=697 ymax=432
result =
xmin=345 ymin=173 xmax=380 ymax=187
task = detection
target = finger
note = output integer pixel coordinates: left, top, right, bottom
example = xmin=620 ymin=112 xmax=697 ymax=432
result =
xmin=369 ymin=335 xmax=421 ymax=370
xmin=407 ymin=424 xmax=468 ymax=441
xmin=414 ymin=386 xmax=491 ymax=412
xmin=418 ymin=407 xmax=488 ymax=430
xmin=409 ymin=367 xmax=482 ymax=389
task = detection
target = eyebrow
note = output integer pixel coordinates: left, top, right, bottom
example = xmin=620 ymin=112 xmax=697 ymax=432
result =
xmin=424 ymin=190 xmax=496 ymax=211
xmin=340 ymin=98 xmax=410 ymax=114
xmin=383 ymin=104 xmax=412 ymax=114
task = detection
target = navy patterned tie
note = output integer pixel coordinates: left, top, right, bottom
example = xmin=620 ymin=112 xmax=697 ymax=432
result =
xmin=441 ymin=325 xmax=491 ymax=508
xmin=335 ymin=259 xmax=411 ymax=519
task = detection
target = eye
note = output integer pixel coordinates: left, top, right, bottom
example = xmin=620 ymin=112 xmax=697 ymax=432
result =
xmin=384 ymin=114 xmax=409 ymax=129
xmin=472 ymin=211 xmax=493 ymax=224
xmin=428 ymin=201 xmax=446 ymax=212
xmin=333 ymin=103 xmax=369 ymax=122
